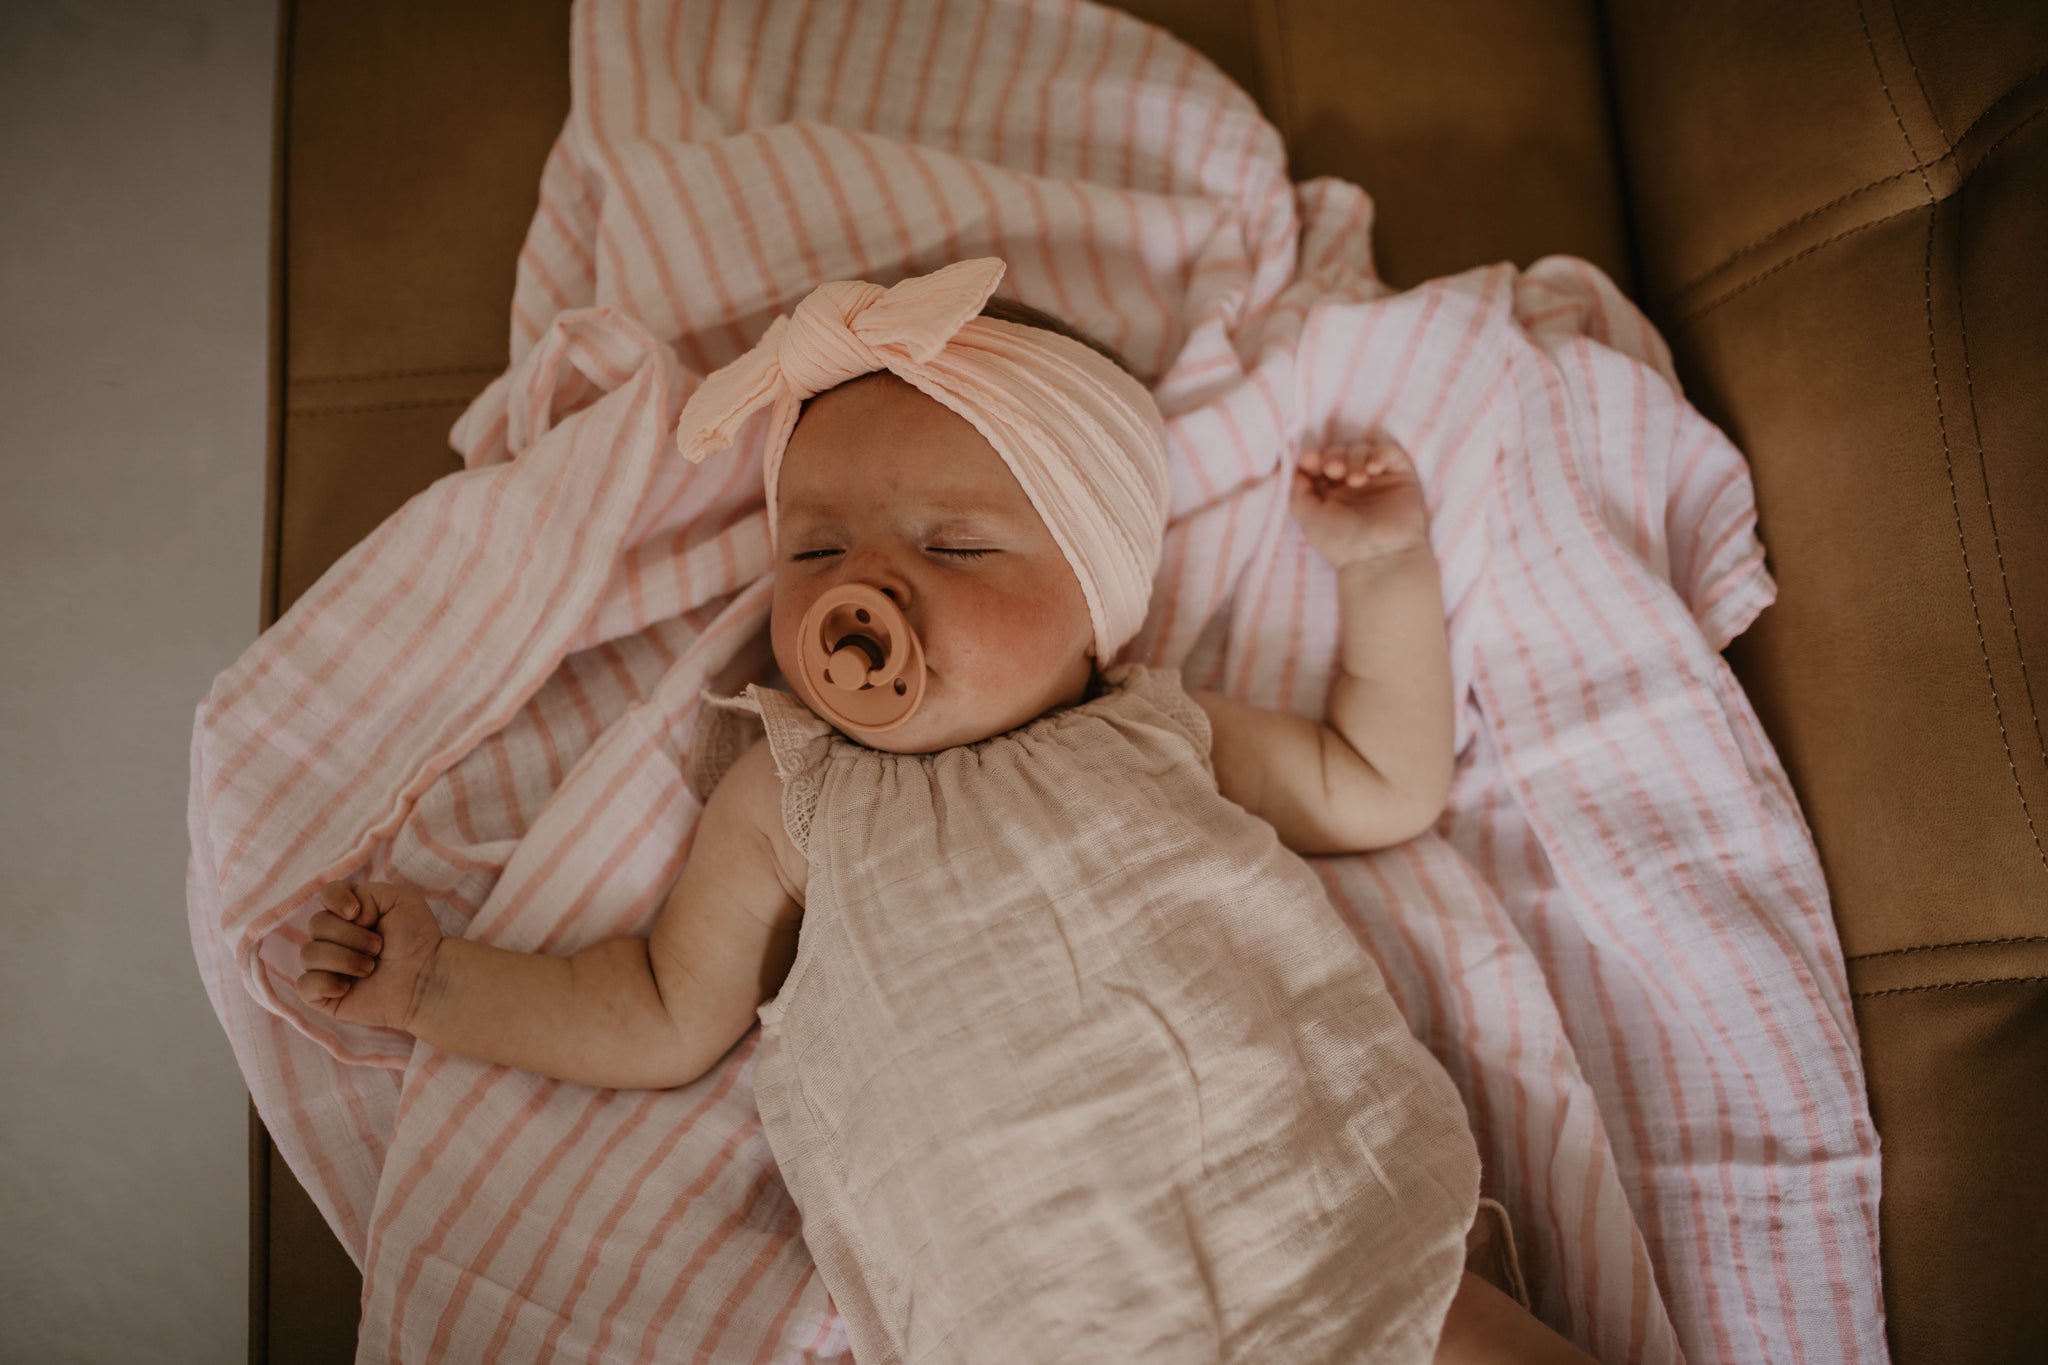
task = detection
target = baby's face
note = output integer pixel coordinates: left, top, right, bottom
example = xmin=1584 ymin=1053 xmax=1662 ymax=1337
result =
xmin=771 ymin=372 xmax=1096 ymax=754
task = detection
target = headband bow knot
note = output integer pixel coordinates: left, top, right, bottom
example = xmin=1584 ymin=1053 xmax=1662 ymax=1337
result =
xmin=675 ymin=257 xmax=1171 ymax=668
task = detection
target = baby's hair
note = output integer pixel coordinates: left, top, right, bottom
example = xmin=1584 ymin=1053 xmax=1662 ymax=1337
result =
xmin=975 ymin=294 xmax=1140 ymax=380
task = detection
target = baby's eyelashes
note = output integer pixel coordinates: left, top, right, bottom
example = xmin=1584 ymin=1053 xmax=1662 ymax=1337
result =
xmin=788 ymin=548 xmax=995 ymax=561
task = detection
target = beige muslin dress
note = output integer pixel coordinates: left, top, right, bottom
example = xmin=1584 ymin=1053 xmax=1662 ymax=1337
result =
xmin=689 ymin=661 xmax=1482 ymax=1364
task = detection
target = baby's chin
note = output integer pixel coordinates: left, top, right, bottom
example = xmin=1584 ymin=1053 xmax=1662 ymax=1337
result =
xmin=838 ymin=725 xmax=952 ymax=755
xmin=828 ymin=698 xmax=1000 ymax=755
xmin=798 ymin=679 xmax=1022 ymax=754
xmin=779 ymin=648 xmax=1095 ymax=752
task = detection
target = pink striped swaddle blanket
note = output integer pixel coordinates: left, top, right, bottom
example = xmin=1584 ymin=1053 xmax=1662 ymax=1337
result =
xmin=187 ymin=1 xmax=1886 ymax=1360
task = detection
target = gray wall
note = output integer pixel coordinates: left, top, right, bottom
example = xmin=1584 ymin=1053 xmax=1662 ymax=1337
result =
xmin=1 ymin=1 xmax=275 ymax=1360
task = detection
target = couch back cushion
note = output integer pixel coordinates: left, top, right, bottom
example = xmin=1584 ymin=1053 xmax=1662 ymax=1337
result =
xmin=1603 ymin=2 xmax=2048 ymax=1360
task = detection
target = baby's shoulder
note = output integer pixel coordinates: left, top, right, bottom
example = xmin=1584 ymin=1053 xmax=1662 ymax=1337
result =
xmin=720 ymin=736 xmax=811 ymax=908
xmin=1181 ymin=685 xmax=1324 ymax=831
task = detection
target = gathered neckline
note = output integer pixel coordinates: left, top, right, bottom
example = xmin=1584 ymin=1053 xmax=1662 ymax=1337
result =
xmin=786 ymin=661 xmax=1153 ymax=757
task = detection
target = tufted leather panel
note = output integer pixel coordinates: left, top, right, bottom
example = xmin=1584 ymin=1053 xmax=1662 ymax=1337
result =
xmin=1193 ymin=0 xmax=1633 ymax=290
xmin=1603 ymin=1 xmax=2048 ymax=1360
xmin=266 ymin=0 xmax=567 ymax=620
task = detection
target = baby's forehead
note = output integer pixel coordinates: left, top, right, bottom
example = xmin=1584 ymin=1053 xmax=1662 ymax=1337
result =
xmin=779 ymin=383 xmax=1046 ymax=529
xmin=778 ymin=446 xmax=1032 ymax=525
xmin=778 ymin=483 xmax=1016 ymax=525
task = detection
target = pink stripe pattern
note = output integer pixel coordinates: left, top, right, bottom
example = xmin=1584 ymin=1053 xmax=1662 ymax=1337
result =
xmin=187 ymin=2 xmax=1884 ymax=1359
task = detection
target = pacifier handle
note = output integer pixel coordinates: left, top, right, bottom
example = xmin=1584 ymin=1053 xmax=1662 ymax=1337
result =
xmin=797 ymin=583 xmax=926 ymax=731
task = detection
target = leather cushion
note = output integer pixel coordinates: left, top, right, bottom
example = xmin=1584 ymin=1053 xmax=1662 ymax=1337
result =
xmin=1604 ymin=1 xmax=2048 ymax=1359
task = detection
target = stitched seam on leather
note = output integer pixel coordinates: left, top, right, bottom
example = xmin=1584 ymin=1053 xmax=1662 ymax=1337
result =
xmin=293 ymin=363 xmax=503 ymax=385
xmin=1669 ymin=0 xmax=1953 ymax=302
xmin=1848 ymin=934 xmax=2048 ymax=962
xmin=1668 ymin=0 xmax=1943 ymax=328
xmin=1886 ymin=0 xmax=1952 ymax=146
xmin=1668 ymin=167 xmax=1919 ymax=298
xmin=1953 ymin=183 xmax=2048 ymax=870
xmin=1853 ymin=974 xmax=2048 ymax=999
xmin=1953 ymin=64 xmax=2048 ymax=147
xmin=1860 ymin=0 xmax=1934 ymax=180
xmin=1975 ymin=103 xmax=2048 ymax=172
xmin=1670 ymin=106 xmax=2045 ymax=322
xmin=288 ymin=397 xmax=474 ymax=417
xmin=1676 ymin=207 xmax=1908 ymax=323
xmin=1922 ymin=196 xmax=2048 ymax=873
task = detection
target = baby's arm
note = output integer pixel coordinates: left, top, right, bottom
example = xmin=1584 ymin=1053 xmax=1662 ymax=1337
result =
xmin=1320 ymin=536 xmax=1455 ymax=842
xmin=1305 ymin=438 xmax=1454 ymax=848
xmin=295 ymin=737 xmax=801 ymax=1090
xmin=1193 ymin=438 xmax=1453 ymax=854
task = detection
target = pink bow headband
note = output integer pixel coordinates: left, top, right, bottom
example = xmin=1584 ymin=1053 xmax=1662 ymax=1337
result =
xmin=673 ymin=257 xmax=1170 ymax=667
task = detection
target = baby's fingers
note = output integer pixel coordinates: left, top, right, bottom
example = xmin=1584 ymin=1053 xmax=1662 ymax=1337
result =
xmin=1299 ymin=443 xmax=1374 ymax=487
xmin=302 ymin=938 xmax=379 ymax=979
xmin=296 ymin=968 xmax=355 ymax=1008
xmin=319 ymin=879 xmax=415 ymax=931
xmin=1300 ymin=446 xmax=1361 ymax=480
xmin=1302 ymin=437 xmax=1414 ymax=483
xmin=320 ymin=880 xmax=365 ymax=923
xmin=309 ymin=908 xmax=383 ymax=955
xmin=1360 ymin=437 xmax=1413 ymax=477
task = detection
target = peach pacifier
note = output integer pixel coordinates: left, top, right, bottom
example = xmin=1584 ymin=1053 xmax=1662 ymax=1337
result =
xmin=797 ymin=583 xmax=926 ymax=731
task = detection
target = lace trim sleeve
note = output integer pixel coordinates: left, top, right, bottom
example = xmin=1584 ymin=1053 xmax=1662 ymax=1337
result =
xmin=748 ymin=688 xmax=836 ymax=862
xmin=687 ymin=689 xmax=765 ymax=802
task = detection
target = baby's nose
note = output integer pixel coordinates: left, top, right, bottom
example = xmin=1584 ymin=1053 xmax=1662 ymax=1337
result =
xmin=842 ymin=547 xmax=912 ymax=602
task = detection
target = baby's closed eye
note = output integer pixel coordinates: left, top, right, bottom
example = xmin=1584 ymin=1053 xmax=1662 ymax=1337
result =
xmin=789 ymin=548 xmax=994 ymax=560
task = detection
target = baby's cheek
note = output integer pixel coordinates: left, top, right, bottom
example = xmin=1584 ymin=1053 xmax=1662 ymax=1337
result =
xmin=955 ymin=583 xmax=1078 ymax=663
xmin=766 ymin=597 xmax=799 ymax=675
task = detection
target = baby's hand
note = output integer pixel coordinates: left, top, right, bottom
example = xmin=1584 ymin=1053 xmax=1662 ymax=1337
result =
xmin=1289 ymin=436 xmax=1432 ymax=569
xmin=295 ymin=881 xmax=444 ymax=1031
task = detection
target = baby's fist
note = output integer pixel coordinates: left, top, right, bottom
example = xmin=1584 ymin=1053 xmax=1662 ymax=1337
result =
xmin=295 ymin=880 xmax=443 ymax=1032
xmin=1289 ymin=436 xmax=1432 ymax=569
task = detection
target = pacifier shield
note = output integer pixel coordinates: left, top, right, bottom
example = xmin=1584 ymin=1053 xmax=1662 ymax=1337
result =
xmin=797 ymin=583 xmax=926 ymax=731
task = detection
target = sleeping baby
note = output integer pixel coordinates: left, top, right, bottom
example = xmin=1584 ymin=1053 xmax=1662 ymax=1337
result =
xmin=296 ymin=258 xmax=1593 ymax=1364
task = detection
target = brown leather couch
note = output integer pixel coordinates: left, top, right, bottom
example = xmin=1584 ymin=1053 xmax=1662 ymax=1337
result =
xmin=251 ymin=1 xmax=2045 ymax=1360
